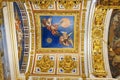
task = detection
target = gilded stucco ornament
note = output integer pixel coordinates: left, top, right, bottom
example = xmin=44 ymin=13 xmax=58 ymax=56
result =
xmin=58 ymin=0 xmax=81 ymax=9
xmin=96 ymin=0 xmax=120 ymax=9
xmin=59 ymin=55 xmax=77 ymax=73
xmin=92 ymin=29 xmax=103 ymax=38
xmin=93 ymin=39 xmax=102 ymax=53
xmin=94 ymin=9 xmax=106 ymax=26
xmin=36 ymin=55 xmax=54 ymax=72
xmin=32 ymin=0 xmax=54 ymax=9
xmin=92 ymin=8 xmax=107 ymax=77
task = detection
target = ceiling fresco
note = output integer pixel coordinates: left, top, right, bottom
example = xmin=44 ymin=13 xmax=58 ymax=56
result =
xmin=35 ymin=12 xmax=80 ymax=53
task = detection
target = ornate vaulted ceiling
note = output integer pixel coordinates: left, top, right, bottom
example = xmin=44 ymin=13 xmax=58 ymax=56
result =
xmin=0 ymin=0 xmax=120 ymax=80
xmin=24 ymin=0 xmax=83 ymax=79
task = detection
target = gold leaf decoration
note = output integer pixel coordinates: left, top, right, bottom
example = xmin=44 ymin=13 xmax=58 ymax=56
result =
xmin=96 ymin=0 xmax=120 ymax=9
xmin=58 ymin=0 xmax=81 ymax=9
xmin=92 ymin=29 xmax=103 ymax=38
xmin=92 ymin=8 xmax=107 ymax=77
xmin=36 ymin=55 xmax=54 ymax=72
xmin=32 ymin=0 xmax=54 ymax=9
xmin=59 ymin=55 xmax=77 ymax=73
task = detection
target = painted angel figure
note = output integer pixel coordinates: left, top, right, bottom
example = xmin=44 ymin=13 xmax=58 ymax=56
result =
xmin=15 ymin=19 xmax=23 ymax=45
xmin=59 ymin=32 xmax=73 ymax=47
xmin=15 ymin=18 xmax=23 ymax=59
xmin=42 ymin=17 xmax=62 ymax=35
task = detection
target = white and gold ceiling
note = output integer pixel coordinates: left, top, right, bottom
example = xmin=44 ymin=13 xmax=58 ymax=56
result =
xmin=0 ymin=0 xmax=120 ymax=80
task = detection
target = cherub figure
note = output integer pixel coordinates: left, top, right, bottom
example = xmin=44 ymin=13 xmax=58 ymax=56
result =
xmin=41 ymin=17 xmax=60 ymax=35
xmin=59 ymin=32 xmax=73 ymax=47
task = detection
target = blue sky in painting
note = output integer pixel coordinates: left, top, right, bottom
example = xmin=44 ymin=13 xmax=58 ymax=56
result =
xmin=40 ymin=16 xmax=74 ymax=48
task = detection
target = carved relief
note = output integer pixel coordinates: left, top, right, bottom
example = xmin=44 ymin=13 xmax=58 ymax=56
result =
xmin=93 ymin=39 xmax=102 ymax=53
xmin=59 ymin=55 xmax=77 ymax=73
xmin=32 ymin=0 xmax=54 ymax=9
xmin=97 ymin=0 xmax=120 ymax=9
xmin=36 ymin=55 xmax=54 ymax=72
xmin=34 ymin=54 xmax=56 ymax=74
xmin=92 ymin=8 xmax=107 ymax=77
xmin=58 ymin=0 xmax=81 ymax=10
xmin=57 ymin=54 xmax=79 ymax=75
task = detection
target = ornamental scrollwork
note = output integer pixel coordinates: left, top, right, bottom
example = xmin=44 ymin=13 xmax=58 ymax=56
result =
xmin=32 ymin=0 xmax=54 ymax=9
xmin=59 ymin=55 xmax=77 ymax=73
xmin=36 ymin=55 xmax=54 ymax=72
xmin=58 ymin=0 xmax=81 ymax=9
xmin=94 ymin=9 xmax=106 ymax=26
xmin=92 ymin=8 xmax=107 ymax=77
xmin=96 ymin=0 xmax=120 ymax=9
